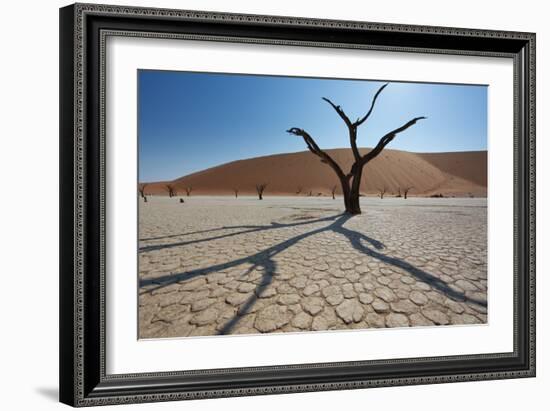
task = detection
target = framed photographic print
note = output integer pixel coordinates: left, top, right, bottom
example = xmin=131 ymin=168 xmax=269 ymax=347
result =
xmin=59 ymin=3 xmax=536 ymax=407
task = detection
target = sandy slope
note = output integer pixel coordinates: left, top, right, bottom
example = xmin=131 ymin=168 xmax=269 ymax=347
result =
xmin=143 ymin=148 xmax=487 ymax=197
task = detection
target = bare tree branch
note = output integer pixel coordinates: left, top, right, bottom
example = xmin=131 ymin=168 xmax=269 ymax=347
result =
xmin=322 ymin=97 xmax=352 ymax=127
xmin=354 ymin=83 xmax=389 ymax=127
xmin=323 ymin=97 xmax=361 ymax=161
xmin=360 ymin=116 xmax=426 ymax=166
xmin=286 ymin=128 xmax=347 ymax=180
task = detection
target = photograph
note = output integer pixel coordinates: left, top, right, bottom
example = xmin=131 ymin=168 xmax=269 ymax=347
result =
xmin=137 ymin=71 xmax=488 ymax=338
xmin=55 ymin=2 xmax=536 ymax=406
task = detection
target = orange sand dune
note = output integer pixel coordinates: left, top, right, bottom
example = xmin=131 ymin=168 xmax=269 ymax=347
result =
xmin=143 ymin=148 xmax=487 ymax=197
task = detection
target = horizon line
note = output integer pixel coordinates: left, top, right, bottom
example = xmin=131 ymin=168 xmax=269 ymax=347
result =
xmin=139 ymin=147 xmax=487 ymax=184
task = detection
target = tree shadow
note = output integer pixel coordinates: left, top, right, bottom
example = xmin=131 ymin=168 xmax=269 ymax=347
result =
xmin=139 ymin=225 xmax=264 ymax=242
xmin=330 ymin=216 xmax=486 ymax=306
xmin=140 ymin=213 xmax=486 ymax=335
xmin=139 ymin=214 xmax=346 ymax=293
xmin=139 ymin=215 xmax=340 ymax=253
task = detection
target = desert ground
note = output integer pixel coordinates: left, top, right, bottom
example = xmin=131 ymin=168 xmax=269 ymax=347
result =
xmin=138 ymin=196 xmax=487 ymax=338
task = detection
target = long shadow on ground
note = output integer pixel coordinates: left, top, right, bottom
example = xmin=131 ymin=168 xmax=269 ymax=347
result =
xmin=138 ymin=215 xmax=339 ymax=253
xmin=139 ymin=214 xmax=486 ymax=335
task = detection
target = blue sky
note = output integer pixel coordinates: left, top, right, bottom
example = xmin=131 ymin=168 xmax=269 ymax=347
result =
xmin=138 ymin=70 xmax=487 ymax=182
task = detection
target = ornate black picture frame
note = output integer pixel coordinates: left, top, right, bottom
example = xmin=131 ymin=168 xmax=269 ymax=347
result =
xmin=59 ymin=3 xmax=535 ymax=407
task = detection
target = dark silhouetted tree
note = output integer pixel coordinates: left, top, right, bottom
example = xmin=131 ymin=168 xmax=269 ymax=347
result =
xmin=403 ymin=186 xmax=413 ymax=199
xmin=233 ymin=188 xmax=239 ymax=198
xmin=395 ymin=187 xmax=402 ymax=198
xmin=378 ymin=185 xmax=387 ymax=199
xmin=138 ymin=183 xmax=148 ymax=202
xmin=287 ymin=83 xmax=425 ymax=215
xmin=256 ymin=183 xmax=267 ymax=200
xmin=185 ymin=186 xmax=192 ymax=197
xmin=331 ymin=185 xmax=337 ymax=200
xmin=165 ymin=184 xmax=176 ymax=198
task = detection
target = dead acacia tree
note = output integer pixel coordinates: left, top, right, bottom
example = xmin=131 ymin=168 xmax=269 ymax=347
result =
xmin=255 ymin=183 xmax=267 ymax=200
xmin=395 ymin=187 xmax=402 ymax=198
xmin=185 ymin=186 xmax=192 ymax=197
xmin=403 ymin=186 xmax=413 ymax=199
xmin=233 ymin=188 xmax=239 ymax=198
xmin=287 ymin=83 xmax=425 ymax=215
xmin=296 ymin=186 xmax=303 ymax=195
xmin=331 ymin=185 xmax=337 ymax=200
xmin=165 ymin=184 xmax=176 ymax=198
xmin=138 ymin=183 xmax=148 ymax=202
xmin=378 ymin=185 xmax=387 ymax=199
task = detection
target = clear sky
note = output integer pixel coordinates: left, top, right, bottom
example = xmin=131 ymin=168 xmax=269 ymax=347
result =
xmin=138 ymin=70 xmax=487 ymax=182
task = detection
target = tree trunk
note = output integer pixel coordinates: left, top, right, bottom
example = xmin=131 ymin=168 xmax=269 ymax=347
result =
xmin=339 ymin=174 xmax=362 ymax=215
xmin=258 ymin=193 xmax=263 ymax=200
xmin=345 ymin=168 xmax=363 ymax=215
xmin=347 ymin=193 xmax=361 ymax=214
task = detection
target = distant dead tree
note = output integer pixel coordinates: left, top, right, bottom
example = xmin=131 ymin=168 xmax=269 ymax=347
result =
xmin=287 ymin=83 xmax=425 ymax=214
xmin=403 ymin=186 xmax=413 ymax=199
xmin=395 ymin=187 xmax=402 ymax=198
xmin=185 ymin=186 xmax=193 ymax=197
xmin=138 ymin=183 xmax=148 ymax=202
xmin=233 ymin=188 xmax=239 ymax=198
xmin=307 ymin=190 xmax=313 ymax=197
xmin=165 ymin=184 xmax=175 ymax=198
xmin=331 ymin=185 xmax=337 ymax=200
xmin=255 ymin=183 xmax=267 ymax=200
xmin=378 ymin=185 xmax=387 ymax=199
xmin=296 ymin=186 xmax=303 ymax=195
